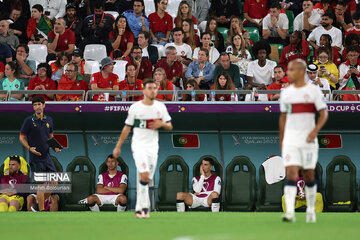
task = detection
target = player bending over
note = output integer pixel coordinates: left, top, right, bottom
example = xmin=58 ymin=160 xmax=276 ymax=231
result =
xmin=279 ymin=59 xmax=328 ymax=223
xmin=176 ymin=158 xmax=221 ymax=212
xmin=113 ymin=79 xmax=173 ymax=218
xmin=78 ymin=154 xmax=127 ymax=212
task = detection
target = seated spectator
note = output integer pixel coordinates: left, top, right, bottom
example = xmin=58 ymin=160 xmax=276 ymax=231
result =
xmin=0 ymin=156 xmax=30 ymax=212
xmin=0 ymin=42 xmax=12 ymax=64
xmin=116 ymin=0 xmax=136 ymax=15
xmin=0 ymin=0 xmax=30 ymax=20
xmin=78 ymin=154 xmax=128 ymax=212
xmin=313 ymin=0 xmax=332 ymax=16
xmin=64 ymin=3 xmax=82 ymax=33
xmin=90 ymin=57 xmax=120 ymax=101
xmin=262 ymin=2 xmax=289 ymax=45
xmin=0 ymin=61 xmax=24 ymax=101
xmin=69 ymin=0 xmax=92 ymax=20
xmin=182 ymin=79 xmax=206 ymax=101
xmin=182 ymin=19 xmax=199 ymax=51
xmin=149 ymin=0 xmax=173 ymax=46
xmin=137 ymin=31 xmax=159 ymax=65
xmin=333 ymin=1 xmax=353 ymax=34
xmin=243 ymin=0 xmax=268 ymax=29
xmin=119 ymin=63 xmax=143 ymax=102
xmin=124 ymin=46 xmax=152 ymax=81
xmin=155 ymin=46 xmax=183 ymax=89
xmin=306 ymin=63 xmax=330 ymax=101
xmin=226 ymin=16 xmax=250 ymax=49
xmin=185 ymin=48 xmax=215 ymax=89
xmin=79 ymin=2 xmax=115 ymax=55
xmin=314 ymin=47 xmax=339 ymax=90
xmin=28 ymin=63 xmax=56 ymax=101
xmin=57 ymin=63 xmax=89 ymax=101
xmin=123 ymin=0 xmax=149 ymax=39
xmin=1 ymin=6 xmax=28 ymax=44
xmin=293 ymin=0 xmax=321 ymax=36
xmin=281 ymin=0 xmax=302 ymax=17
xmin=213 ymin=53 xmax=241 ymax=89
xmin=0 ymin=20 xmax=19 ymax=52
xmin=342 ymin=33 xmax=360 ymax=61
xmin=29 ymin=0 xmax=67 ymax=20
xmin=209 ymin=0 xmax=240 ymax=28
xmin=226 ymin=34 xmax=252 ymax=85
xmin=174 ymin=1 xmax=197 ymax=29
xmin=0 ymin=62 xmax=4 ymax=79
xmin=27 ymin=4 xmax=53 ymax=45
xmin=308 ymin=13 xmax=342 ymax=51
xmin=279 ymin=31 xmax=310 ymax=72
xmin=153 ymin=67 xmax=174 ymax=101
xmin=313 ymin=34 xmax=342 ymax=66
xmin=339 ymin=45 xmax=360 ymax=93
xmin=185 ymin=0 xmax=208 ymax=28
xmin=15 ymin=44 xmax=36 ymax=87
xmin=246 ymin=40 xmax=276 ymax=90
xmin=211 ymin=72 xmax=237 ymax=101
xmin=267 ymin=66 xmax=288 ymax=101
xmin=47 ymin=18 xmax=76 ymax=61
xmin=176 ymin=157 xmax=221 ymax=212
xmin=70 ymin=49 xmax=86 ymax=78
xmin=50 ymin=52 xmax=70 ymax=82
xmin=205 ymin=17 xmax=225 ymax=53
xmin=193 ymin=32 xmax=220 ymax=65
xmin=110 ymin=15 xmax=135 ymax=60
xmin=346 ymin=11 xmax=360 ymax=36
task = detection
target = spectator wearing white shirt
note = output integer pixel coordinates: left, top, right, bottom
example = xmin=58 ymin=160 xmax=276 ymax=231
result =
xmin=29 ymin=0 xmax=67 ymax=20
xmin=308 ymin=12 xmax=343 ymax=51
xmin=339 ymin=45 xmax=360 ymax=90
xmin=293 ymin=0 xmax=321 ymax=36
xmin=245 ymin=40 xmax=276 ymax=90
xmin=306 ymin=63 xmax=330 ymax=101
xmin=192 ymin=32 xmax=220 ymax=64
xmin=262 ymin=2 xmax=289 ymax=45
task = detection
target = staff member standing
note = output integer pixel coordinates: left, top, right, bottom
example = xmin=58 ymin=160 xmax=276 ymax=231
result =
xmin=19 ymin=96 xmax=61 ymax=211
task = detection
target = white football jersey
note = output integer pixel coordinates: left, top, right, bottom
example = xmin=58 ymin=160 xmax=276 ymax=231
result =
xmin=280 ymin=83 xmax=327 ymax=147
xmin=125 ymin=100 xmax=171 ymax=148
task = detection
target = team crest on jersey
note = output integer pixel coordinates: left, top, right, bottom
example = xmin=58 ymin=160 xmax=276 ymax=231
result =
xmin=203 ymin=182 xmax=209 ymax=190
xmin=219 ymin=96 xmax=225 ymax=101
xmin=172 ymin=69 xmax=175 ymax=73
xmin=109 ymin=81 xmax=113 ymax=85
xmin=46 ymin=84 xmax=49 ymax=87
xmin=165 ymin=21 xmax=168 ymax=25
xmin=46 ymin=123 xmax=50 ymax=128
xmin=304 ymin=93 xmax=310 ymax=101
xmin=15 ymin=84 xmax=19 ymax=88
xmin=285 ymin=154 xmax=291 ymax=162
xmin=77 ymin=83 xmax=80 ymax=86
xmin=181 ymin=51 xmax=185 ymax=56
xmin=107 ymin=182 xmax=114 ymax=187
xmin=141 ymin=68 xmax=144 ymax=72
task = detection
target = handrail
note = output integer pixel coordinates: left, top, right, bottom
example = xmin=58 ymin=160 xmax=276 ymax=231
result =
xmin=8 ymin=90 xmax=86 ymax=101
xmin=0 ymin=90 xmax=8 ymax=101
xmin=175 ymin=90 xmax=252 ymax=101
xmin=85 ymin=90 xmax=175 ymax=101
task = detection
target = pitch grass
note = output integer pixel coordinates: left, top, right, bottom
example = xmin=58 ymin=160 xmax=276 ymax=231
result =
xmin=0 ymin=212 xmax=359 ymax=240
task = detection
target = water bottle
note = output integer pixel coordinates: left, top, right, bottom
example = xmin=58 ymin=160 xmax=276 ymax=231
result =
xmin=122 ymin=91 xmax=127 ymax=102
xmin=191 ymin=90 xmax=196 ymax=101
xmin=231 ymin=92 xmax=235 ymax=102
xmin=211 ymin=90 xmax=216 ymax=102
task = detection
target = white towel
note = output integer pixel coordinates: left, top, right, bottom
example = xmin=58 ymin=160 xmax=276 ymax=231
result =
xmin=262 ymin=156 xmax=285 ymax=184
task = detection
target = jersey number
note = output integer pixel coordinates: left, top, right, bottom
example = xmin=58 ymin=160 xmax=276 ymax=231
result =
xmin=139 ymin=120 xmax=147 ymax=129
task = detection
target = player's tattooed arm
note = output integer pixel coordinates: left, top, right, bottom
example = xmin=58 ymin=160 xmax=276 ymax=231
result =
xmin=306 ymin=109 xmax=328 ymax=143
xmin=279 ymin=113 xmax=287 ymax=152
xmin=113 ymin=125 xmax=132 ymax=158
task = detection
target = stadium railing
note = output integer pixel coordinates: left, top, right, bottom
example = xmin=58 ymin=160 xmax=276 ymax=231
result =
xmin=175 ymin=90 xmax=252 ymax=101
xmin=0 ymin=90 xmax=9 ymax=101
xmin=85 ymin=90 xmax=176 ymax=101
xmin=8 ymin=90 xmax=86 ymax=101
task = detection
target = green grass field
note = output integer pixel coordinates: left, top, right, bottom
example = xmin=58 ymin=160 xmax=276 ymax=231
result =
xmin=1 ymin=212 xmax=359 ymax=240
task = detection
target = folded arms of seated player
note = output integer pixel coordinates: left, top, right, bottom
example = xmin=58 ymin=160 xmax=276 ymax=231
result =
xmin=96 ymin=183 xmax=127 ymax=195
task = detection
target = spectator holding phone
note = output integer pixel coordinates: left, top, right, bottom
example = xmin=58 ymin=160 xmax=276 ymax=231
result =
xmin=314 ymin=47 xmax=339 ymax=90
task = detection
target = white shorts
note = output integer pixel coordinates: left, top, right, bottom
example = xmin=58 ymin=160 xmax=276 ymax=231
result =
xmin=282 ymin=145 xmax=318 ymax=170
xmin=94 ymin=194 xmax=123 ymax=207
xmin=190 ymin=194 xmax=210 ymax=208
xmin=132 ymin=145 xmax=158 ymax=178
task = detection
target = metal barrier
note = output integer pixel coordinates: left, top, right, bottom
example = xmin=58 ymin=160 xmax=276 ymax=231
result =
xmin=176 ymin=90 xmax=252 ymax=101
xmin=0 ymin=90 xmax=9 ymax=101
xmin=85 ymin=90 xmax=176 ymax=101
xmin=8 ymin=90 xmax=86 ymax=101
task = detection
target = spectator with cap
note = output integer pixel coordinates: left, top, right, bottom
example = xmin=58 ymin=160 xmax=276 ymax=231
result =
xmin=137 ymin=31 xmax=158 ymax=65
xmin=90 ymin=57 xmax=120 ymax=101
xmin=0 ymin=20 xmax=19 ymax=52
xmin=213 ymin=53 xmax=241 ymax=89
xmin=27 ymin=4 xmax=53 ymax=45
xmin=306 ymin=63 xmax=330 ymax=101
xmin=119 ymin=63 xmax=144 ymax=101
xmin=28 ymin=0 xmax=67 ymax=20
xmin=124 ymin=46 xmax=152 ymax=81
xmin=69 ymin=49 xmax=86 ymax=78
xmin=28 ymin=63 xmax=56 ymax=101
xmin=15 ymin=44 xmax=36 ymax=87
xmin=267 ymin=66 xmax=289 ymax=101
xmin=123 ymin=0 xmax=149 ymax=40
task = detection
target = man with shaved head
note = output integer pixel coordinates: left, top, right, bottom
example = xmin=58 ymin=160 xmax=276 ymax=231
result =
xmin=47 ymin=18 xmax=75 ymax=60
xmin=279 ymin=59 xmax=328 ymax=223
xmin=0 ymin=20 xmax=20 ymax=51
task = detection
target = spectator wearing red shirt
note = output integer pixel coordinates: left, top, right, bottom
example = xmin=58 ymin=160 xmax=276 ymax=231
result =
xmin=153 ymin=67 xmax=174 ymax=101
xmin=211 ymin=72 xmax=237 ymax=101
xmin=149 ymin=0 xmax=173 ymax=46
xmin=47 ymin=18 xmax=76 ymax=62
xmin=243 ymin=0 xmax=268 ymax=28
xmin=57 ymin=63 xmax=89 ymax=101
xmin=346 ymin=11 xmax=360 ymax=36
xmin=119 ymin=63 xmax=143 ymax=101
xmin=267 ymin=66 xmax=289 ymax=101
xmin=154 ymin=46 xmax=183 ymax=88
xmin=174 ymin=1 xmax=197 ymax=28
xmin=279 ymin=31 xmax=310 ymax=72
xmin=109 ymin=15 xmax=135 ymax=60
xmin=0 ymin=61 xmax=4 ymax=79
xmin=90 ymin=57 xmax=120 ymax=101
xmin=124 ymin=46 xmax=152 ymax=81
xmin=70 ymin=49 xmax=86 ymax=78
xmin=28 ymin=63 xmax=56 ymax=101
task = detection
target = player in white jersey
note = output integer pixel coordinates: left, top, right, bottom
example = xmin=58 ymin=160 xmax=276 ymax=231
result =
xmin=176 ymin=158 xmax=221 ymax=212
xmin=113 ymin=80 xmax=173 ymax=218
xmin=279 ymin=59 xmax=328 ymax=223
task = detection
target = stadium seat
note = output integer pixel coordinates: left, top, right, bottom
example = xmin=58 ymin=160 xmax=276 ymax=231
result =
xmin=113 ymin=60 xmax=128 ymax=81
xmin=325 ymin=155 xmax=357 ymax=212
xmin=269 ymin=44 xmax=284 ymax=63
xmin=244 ymin=27 xmax=260 ymax=43
xmin=144 ymin=0 xmax=155 ymax=17
xmin=223 ymin=156 xmax=256 ymax=211
xmin=104 ymin=11 xmax=119 ymax=20
xmin=157 ymin=155 xmax=189 ymax=211
xmin=84 ymin=44 xmax=107 ymax=62
xmin=28 ymin=44 xmax=47 ymax=63
xmin=217 ymin=27 xmax=228 ymax=44
xmin=84 ymin=60 xmax=100 ymax=75
xmin=50 ymin=155 xmax=63 ymax=172
xmin=256 ymin=164 xmax=285 ymax=212
xmin=285 ymin=10 xmax=294 ymax=34
xmin=62 ymin=156 xmax=96 ymax=211
xmin=152 ymin=44 xmax=166 ymax=59
xmin=98 ymin=157 xmax=129 ymax=211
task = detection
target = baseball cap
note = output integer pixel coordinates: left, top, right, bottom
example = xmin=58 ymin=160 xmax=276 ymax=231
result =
xmin=280 ymin=76 xmax=289 ymax=83
xmin=307 ymin=63 xmax=318 ymax=72
xmin=100 ymin=57 xmax=116 ymax=70
xmin=72 ymin=49 xmax=83 ymax=58
xmin=66 ymin=3 xmax=76 ymax=10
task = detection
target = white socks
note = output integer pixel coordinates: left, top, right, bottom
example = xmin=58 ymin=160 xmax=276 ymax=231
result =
xmin=284 ymin=185 xmax=297 ymax=214
xmin=117 ymin=204 xmax=126 ymax=212
xmin=305 ymin=184 xmax=317 ymax=213
xmin=211 ymin=198 xmax=220 ymax=212
xmin=89 ymin=204 xmax=100 ymax=212
xmin=176 ymin=201 xmax=185 ymax=212
xmin=136 ymin=181 xmax=149 ymax=212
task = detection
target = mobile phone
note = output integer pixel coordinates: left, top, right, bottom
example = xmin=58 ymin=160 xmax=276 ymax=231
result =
xmin=320 ymin=66 xmax=325 ymax=69
xmin=350 ymin=66 xmax=355 ymax=69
